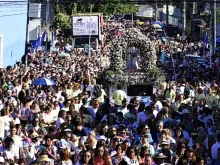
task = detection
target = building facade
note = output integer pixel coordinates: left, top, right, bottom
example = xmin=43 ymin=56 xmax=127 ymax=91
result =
xmin=0 ymin=0 xmax=28 ymax=68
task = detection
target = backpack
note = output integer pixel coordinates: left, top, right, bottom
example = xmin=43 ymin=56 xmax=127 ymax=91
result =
xmin=184 ymin=86 xmax=190 ymax=99
xmin=93 ymin=85 xmax=102 ymax=98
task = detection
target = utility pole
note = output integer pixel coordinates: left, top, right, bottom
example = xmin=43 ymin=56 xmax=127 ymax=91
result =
xmin=210 ymin=0 xmax=216 ymax=57
xmin=45 ymin=0 xmax=50 ymax=52
xmin=155 ymin=0 xmax=158 ymax=21
xmin=192 ymin=2 xmax=197 ymax=15
xmin=25 ymin=0 xmax=30 ymax=72
xmin=88 ymin=4 xmax=92 ymax=56
xmin=166 ymin=2 xmax=169 ymax=25
xmin=191 ymin=2 xmax=197 ymax=40
xmin=182 ymin=0 xmax=186 ymax=39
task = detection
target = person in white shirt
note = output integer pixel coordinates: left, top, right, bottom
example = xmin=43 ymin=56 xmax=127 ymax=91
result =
xmin=211 ymin=133 xmax=220 ymax=159
xmin=118 ymin=99 xmax=129 ymax=115
xmin=151 ymin=95 xmax=163 ymax=112
xmin=8 ymin=125 xmax=23 ymax=158
xmin=1 ymin=137 xmax=18 ymax=161
xmin=1 ymin=109 xmax=14 ymax=134
xmin=56 ymin=110 xmax=67 ymax=131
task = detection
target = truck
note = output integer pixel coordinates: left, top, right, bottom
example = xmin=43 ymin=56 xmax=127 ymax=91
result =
xmin=72 ymin=13 xmax=104 ymax=52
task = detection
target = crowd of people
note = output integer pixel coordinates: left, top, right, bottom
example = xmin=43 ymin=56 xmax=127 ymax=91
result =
xmin=0 ymin=19 xmax=220 ymax=165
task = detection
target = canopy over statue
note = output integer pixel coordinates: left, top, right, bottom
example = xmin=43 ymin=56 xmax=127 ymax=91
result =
xmin=103 ymin=28 xmax=165 ymax=85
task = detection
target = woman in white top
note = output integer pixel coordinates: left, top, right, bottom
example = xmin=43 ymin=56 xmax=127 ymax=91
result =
xmin=40 ymin=105 xmax=54 ymax=129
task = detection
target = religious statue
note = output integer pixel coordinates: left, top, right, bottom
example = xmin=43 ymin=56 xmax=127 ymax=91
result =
xmin=127 ymin=47 xmax=140 ymax=71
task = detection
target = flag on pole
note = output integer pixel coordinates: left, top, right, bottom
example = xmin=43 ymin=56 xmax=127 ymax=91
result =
xmin=41 ymin=30 xmax=47 ymax=45
xmin=204 ymin=31 xmax=208 ymax=46
xmin=33 ymin=37 xmax=41 ymax=51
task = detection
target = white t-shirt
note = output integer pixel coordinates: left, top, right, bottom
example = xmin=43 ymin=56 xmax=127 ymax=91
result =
xmin=12 ymin=136 xmax=22 ymax=157
xmin=155 ymin=101 xmax=163 ymax=111
xmin=3 ymin=148 xmax=18 ymax=161
xmin=3 ymin=116 xmax=12 ymax=131
xmin=56 ymin=117 xmax=65 ymax=130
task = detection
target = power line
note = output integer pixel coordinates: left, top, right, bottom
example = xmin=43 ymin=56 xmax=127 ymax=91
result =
xmin=0 ymin=8 xmax=53 ymax=17
xmin=0 ymin=0 xmax=219 ymax=3
xmin=0 ymin=6 xmax=49 ymax=11
xmin=0 ymin=3 xmax=49 ymax=6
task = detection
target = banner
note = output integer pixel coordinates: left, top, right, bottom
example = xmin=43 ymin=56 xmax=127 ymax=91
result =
xmin=136 ymin=7 xmax=153 ymax=18
xmin=72 ymin=16 xmax=99 ymax=36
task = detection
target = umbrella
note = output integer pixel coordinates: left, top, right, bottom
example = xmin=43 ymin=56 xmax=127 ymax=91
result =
xmin=32 ymin=78 xmax=56 ymax=86
xmin=151 ymin=21 xmax=166 ymax=28
xmin=151 ymin=24 xmax=162 ymax=29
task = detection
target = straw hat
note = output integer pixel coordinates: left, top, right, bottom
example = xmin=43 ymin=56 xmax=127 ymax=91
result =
xmin=38 ymin=154 xmax=51 ymax=162
xmin=30 ymin=132 xmax=40 ymax=139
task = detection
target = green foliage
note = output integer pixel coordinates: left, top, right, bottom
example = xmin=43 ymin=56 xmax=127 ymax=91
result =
xmin=53 ymin=0 xmax=138 ymax=30
xmin=95 ymin=0 xmax=138 ymax=16
xmin=201 ymin=11 xmax=211 ymax=26
xmin=53 ymin=12 xmax=71 ymax=30
xmin=217 ymin=8 xmax=220 ymax=24
xmin=201 ymin=8 xmax=220 ymax=26
xmin=56 ymin=0 xmax=138 ymax=16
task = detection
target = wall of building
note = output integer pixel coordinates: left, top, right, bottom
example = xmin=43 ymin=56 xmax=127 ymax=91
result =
xmin=29 ymin=19 xmax=41 ymax=41
xmin=0 ymin=0 xmax=27 ymax=68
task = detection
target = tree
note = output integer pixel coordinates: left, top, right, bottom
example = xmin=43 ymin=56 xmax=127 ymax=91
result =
xmin=201 ymin=8 xmax=220 ymax=27
xmin=54 ymin=12 xmax=71 ymax=30
xmin=95 ymin=0 xmax=138 ymax=16
xmin=216 ymin=8 xmax=220 ymax=24
xmin=52 ymin=0 xmax=138 ymax=31
xmin=55 ymin=0 xmax=138 ymax=16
